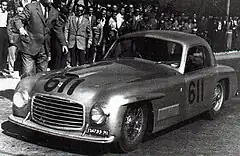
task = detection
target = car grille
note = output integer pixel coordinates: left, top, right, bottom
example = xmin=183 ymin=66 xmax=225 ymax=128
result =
xmin=31 ymin=94 xmax=84 ymax=130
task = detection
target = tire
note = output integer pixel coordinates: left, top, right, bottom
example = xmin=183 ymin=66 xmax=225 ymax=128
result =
xmin=116 ymin=104 xmax=148 ymax=153
xmin=206 ymin=82 xmax=225 ymax=120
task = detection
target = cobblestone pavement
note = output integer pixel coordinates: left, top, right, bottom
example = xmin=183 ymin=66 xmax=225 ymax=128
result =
xmin=0 ymin=54 xmax=240 ymax=156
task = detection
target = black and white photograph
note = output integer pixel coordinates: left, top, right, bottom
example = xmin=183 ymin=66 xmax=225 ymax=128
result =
xmin=0 ymin=0 xmax=240 ymax=155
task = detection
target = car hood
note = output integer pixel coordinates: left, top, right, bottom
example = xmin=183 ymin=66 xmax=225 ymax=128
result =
xmin=32 ymin=59 xmax=178 ymax=104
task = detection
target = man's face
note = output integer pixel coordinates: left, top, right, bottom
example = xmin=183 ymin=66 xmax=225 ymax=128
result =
xmin=135 ymin=8 xmax=140 ymax=15
xmin=1 ymin=2 xmax=7 ymax=12
xmin=102 ymin=10 xmax=106 ymax=18
xmin=129 ymin=5 xmax=134 ymax=12
xmin=75 ymin=5 xmax=84 ymax=16
xmin=60 ymin=1 xmax=66 ymax=8
xmin=193 ymin=14 xmax=197 ymax=18
xmin=17 ymin=7 xmax=23 ymax=15
xmin=120 ymin=7 xmax=125 ymax=15
xmin=106 ymin=10 xmax=112 ymax=17
xmin=89 ymin=7 xmax=93 ymax=15
xmin=112 ymin=5 xmax=117 ymax=12
xmin=113 ymin=12 xmax=117 ymax=18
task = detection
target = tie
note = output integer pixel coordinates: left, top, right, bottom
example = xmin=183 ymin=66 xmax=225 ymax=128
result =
xmin=77 ymin=17 xmax=79 ymax=28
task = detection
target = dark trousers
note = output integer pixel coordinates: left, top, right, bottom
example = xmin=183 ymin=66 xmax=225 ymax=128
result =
xmin=69 ymin=45 xmax=85 ymax=66
xmin=49 ymin=38 xmax=67 ymax=70
xmin=21 ymin=45 xmax=48 ymax=78
xmin=0 ymin=28 xmax=8 ymax=70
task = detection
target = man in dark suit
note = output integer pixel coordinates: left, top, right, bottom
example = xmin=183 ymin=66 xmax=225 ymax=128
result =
xmin=86 ymin=5 xmax=96 ymax=63
xmin=49 ymin=0 xmax=69 ymax=70
xmin=15 ymin=0 xmax=68 ymax=78
xmin=64 ymin=3 xmax=92 ymax=66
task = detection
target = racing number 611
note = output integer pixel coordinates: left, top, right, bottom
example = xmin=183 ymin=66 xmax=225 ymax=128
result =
xmin=188 ymin=79 xmax=204 ymax=104
xmin=44 ymin=76 xmax=84 ymax=95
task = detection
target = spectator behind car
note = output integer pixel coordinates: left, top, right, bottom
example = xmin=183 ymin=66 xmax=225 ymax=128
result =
xmin=7 ymin=6 xmax=23 ymax=78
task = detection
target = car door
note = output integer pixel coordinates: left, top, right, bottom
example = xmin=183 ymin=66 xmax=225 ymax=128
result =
xmin=184 ymin=45 xmax=216 ymax=119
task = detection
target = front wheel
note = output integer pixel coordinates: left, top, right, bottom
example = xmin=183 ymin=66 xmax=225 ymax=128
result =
xmin=116 ymin=104 xmax=148 ymax=153
xmin=206 ymin=82 xmax=225 ymax=120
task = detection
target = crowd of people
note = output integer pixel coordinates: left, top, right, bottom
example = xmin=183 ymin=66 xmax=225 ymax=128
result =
xmin=1 ymin=0 xmax=240 ymax=79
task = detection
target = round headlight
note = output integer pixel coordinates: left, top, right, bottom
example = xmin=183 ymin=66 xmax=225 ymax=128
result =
xmin=91 ymin=106 xmax=106 ymax=125
xmin=13 ymin=90 xmax=29 ymax=108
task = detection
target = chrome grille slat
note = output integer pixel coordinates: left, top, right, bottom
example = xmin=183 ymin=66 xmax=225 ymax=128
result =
xmin=33 ymin=116 xmax=81 ymax=128
xmin=31 ymin=94 xmax=84 ymax=130
xmin=33 ymin=101 xmax=83 ymax=114
xmin=34 ymin=98 xmax=83 ymax=110
xmin=33 ymin=107 xmax=83 ymax=121
xmin=33 ymin=112 xmax=83 ymax=124
xmin=33 ymin=105 xmax=83 ymax=117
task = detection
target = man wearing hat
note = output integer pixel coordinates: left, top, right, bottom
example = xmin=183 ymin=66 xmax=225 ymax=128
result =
xmin=64 ymin=2 xmax=92 ymax=66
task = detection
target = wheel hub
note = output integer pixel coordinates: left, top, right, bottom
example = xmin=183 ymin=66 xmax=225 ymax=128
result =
xmin=213 ymin=84 xmax=224 ymax=112
xmin=123 ymin=107 xmax=144 ymax=142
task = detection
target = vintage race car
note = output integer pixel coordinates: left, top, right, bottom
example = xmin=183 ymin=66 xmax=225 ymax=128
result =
xmin=9 ymin=30 xmax=238 ymax=152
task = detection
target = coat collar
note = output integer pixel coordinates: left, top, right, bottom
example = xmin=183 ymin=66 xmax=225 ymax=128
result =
xmin=36 ymin=2 xmax=55 ymax=26
xmin=72 ymin=15 xmax=86 ymax=31
xmin=36 ymin=2 xmax=47 ymax=26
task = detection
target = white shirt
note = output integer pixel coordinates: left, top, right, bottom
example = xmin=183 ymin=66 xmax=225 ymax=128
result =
xmin=89 ymin=15 xmax=92 ymax=24
xmin=76 ymin=16 xmax=83 ymax=25
xmin=109 ymin=17 xmax=117 ymax=30
xmin=40 ymin=3 xmax=48 ymax=19
xmin=0 ymin=11 xmax=8 ymax=27
xmin=100 ymin=18 xmax=106 ymax=27
xmin=116 ymin=13 xmax=124 ymax=29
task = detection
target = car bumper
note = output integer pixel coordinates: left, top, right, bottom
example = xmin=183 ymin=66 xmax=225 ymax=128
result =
xmin=8 ymin=115 xmax=115 ymax=144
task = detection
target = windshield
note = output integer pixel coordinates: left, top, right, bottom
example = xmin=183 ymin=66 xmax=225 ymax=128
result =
xmin=105 ymin=37 xmax=183 ymax=68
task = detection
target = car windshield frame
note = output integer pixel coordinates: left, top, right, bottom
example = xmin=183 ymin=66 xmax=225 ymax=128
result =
xmin=104 ymin=37 xmax=183 ymax=68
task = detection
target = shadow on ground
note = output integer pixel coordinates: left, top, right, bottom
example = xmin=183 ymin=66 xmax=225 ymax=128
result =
xmin=0 ymin=90 xmax=14 ymax=101
xmin=1 ymin=121 xmax=114 ymax=155
xmin=1 ymin=113 xmax=207 ymax=155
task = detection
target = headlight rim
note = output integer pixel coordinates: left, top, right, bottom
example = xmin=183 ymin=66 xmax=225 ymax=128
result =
xmin=13 ymin=89 xmax=29 ymax=108
xmin=90 ymin=105 xmax=107 ymax=125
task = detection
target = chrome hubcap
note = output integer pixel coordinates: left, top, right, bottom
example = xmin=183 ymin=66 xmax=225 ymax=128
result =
xmin=213 ymin=84 xmax=224 ymax=112
xmin=123 ymin=107 xmax=144 ymax=143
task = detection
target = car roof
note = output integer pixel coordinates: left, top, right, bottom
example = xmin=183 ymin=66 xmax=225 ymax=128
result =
xmin=120 ymin=30 xmax=210 ymax=48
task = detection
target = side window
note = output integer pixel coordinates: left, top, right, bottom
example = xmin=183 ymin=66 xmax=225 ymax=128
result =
xmin=185 ymin=46 xmax=210 ymax=73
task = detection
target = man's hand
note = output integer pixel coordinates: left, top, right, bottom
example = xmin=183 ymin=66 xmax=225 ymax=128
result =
xmin=19 ymin=27 xmax=28 ymax=36
xmin=87 ymin=43 xmax=91 ymax=49
xmin=62 ymin=46 xmax=68 ymax=54
xmin=10 ymin=40 xmax=14 ymax=44
xmin=87 ymin=40 xmax=92 ymax=49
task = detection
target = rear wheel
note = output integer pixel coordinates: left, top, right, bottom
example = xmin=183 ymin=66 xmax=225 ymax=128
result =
xmin=117 ymin=104 xmax=148 ymax=153
xmin=206 ymin=82 xmax=225 ymax=119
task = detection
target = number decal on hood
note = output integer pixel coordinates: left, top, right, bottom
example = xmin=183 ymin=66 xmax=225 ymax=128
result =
xmin=44 ymin=76 xmax=85 ymax=95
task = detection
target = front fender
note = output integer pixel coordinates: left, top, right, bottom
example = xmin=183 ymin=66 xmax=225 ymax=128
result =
xmin=13 ymin=74 xmax=43 ymax=118
xmin=96 ymin=92 xmax=165 ymax=140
